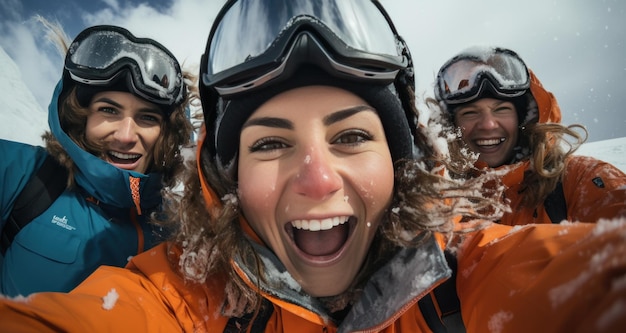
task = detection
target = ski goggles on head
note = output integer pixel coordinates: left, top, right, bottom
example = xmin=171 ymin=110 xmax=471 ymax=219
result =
xmin=65 ymin=25 xmax=185 ymax=107
xmin=201 ymin=0 xmax=412 ymax=97
xmin=436 ymin=47 xmax=530 ymax=105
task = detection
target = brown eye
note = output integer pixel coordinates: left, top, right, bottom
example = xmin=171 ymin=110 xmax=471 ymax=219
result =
xmin=334 ymin=129 xmax=372 ymax=145
xmin=249 ymin=137 xmax=290 ymax=153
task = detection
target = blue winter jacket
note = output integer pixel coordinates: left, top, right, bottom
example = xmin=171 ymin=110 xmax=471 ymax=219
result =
xmin=0 ymin=80 xmax=166 ymax=296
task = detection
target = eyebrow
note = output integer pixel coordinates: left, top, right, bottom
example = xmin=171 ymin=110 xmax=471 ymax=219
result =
xmin=93 ymin=97 xmax=123 ymax=108
xmin=242 ymin=105 xmax=376 ymax=130
xmin=242 ymin=117 xmax=294 ymax=130
xmin=323 ymin=105 xmax=375 ymax=126
xmin=93 ymin=97 xmax=162 ymax=114
xmin=490 ymin=100 xmax=512 ymax=108
xmin=457 ymin=99 xmax=511 ymax=111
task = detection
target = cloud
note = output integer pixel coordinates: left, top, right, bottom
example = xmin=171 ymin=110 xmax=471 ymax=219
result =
xmin=1 ymin=0 xmax=625 ymax=142
xmin=0 ymin=16 xmax=62 ymax=110
xmin=0 ymin=0 xmax=222 ymax=114
xmin=0 ymin=0 xmax=23 ymax=21
xmin=80 ymin=0 xmax=222 ymax=69
xmin=381 ymin=0 xmax=626 ymax=141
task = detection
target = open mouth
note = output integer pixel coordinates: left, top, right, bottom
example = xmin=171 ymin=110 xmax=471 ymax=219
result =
xmin=108 ymin=151 xmax=141 ymax=164
xmin=475 ymin=137 xmax=506 ymax=148
xmin=285 ymin=216 xmax=355 ymax=258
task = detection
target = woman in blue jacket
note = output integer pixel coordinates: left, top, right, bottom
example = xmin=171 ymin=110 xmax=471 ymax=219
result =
xmin=0 ymin=22 xmax=194 ymax=296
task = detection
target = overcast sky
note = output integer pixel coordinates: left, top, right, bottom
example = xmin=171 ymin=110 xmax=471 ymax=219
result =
xmin=1 ymin=0 xmax=625 ymax=142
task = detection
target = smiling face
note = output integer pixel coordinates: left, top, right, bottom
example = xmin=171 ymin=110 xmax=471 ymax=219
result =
xmin=454 ymin=98 xmax=519 ymax=167
xmin=85 ymin=91 xmax=164 ymax=174
xmin=237 ymin=85 xmax=395 ymax=297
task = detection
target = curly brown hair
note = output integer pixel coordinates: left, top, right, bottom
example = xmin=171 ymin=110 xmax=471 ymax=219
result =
xmin=159 ymin=85 xmax=506 ymax=317
xmin=42 ymin=73 xmax=196 ymax=189
xmin=39 ymin=16 xmax=197 ymax=190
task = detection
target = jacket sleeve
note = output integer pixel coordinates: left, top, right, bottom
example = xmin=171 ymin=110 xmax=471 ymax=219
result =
xmin=0 ymin=266 xmax=187 ymax=332
xmin=456 ymin=221 xmax=626 ymax=333
xmin=563 ymin=155 xmax=626 ymax=222
xmin=0 ymin=242 xmax=227 ymax=332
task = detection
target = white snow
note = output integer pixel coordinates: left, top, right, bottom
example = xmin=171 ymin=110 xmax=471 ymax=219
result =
xmin=548 ymin=224 xmax=625 ymax=310
xmin=179 ymin=247 xmax=210 ymax=282
xmin=0 ymin=46 xmax=49 ymax=146
xmin=592 ymin=217 xmax=626 ymax=236
xmin=548 ymin=264 xmax=593 ymax=308
xmin=102 ymin=288 xmax=119 ymax=310
xmin=0 ymin=294 xmax=31 ymax=303
xmin=575 ymin=137 xmax=626 ymax=173
xmin=487 ymin=311 xmax=514 ymax=333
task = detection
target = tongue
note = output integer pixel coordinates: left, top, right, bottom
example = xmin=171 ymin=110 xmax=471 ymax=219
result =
xmin=293 ymin=223 xmax=349 ymax=256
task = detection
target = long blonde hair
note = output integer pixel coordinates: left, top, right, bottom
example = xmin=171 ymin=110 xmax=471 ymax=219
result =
xmin=426 ymin=94 xmax=588 ymax=209
xmin=518 ymin=122 xmax=587 ymax=207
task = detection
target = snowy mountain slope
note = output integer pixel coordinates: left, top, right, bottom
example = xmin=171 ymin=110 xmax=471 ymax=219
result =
xmin=575 ymin=136 xmax=626 ymax=173
xmin=0 ymin=46 xmax=49 ymax=146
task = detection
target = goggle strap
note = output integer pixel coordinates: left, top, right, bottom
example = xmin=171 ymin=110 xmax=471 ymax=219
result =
xmin=214 ymin=32 xmax=399 ymax=96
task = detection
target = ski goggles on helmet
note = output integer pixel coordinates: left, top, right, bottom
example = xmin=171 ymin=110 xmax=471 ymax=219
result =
xmin=65 ymin=25 xmax=185 ymax=107
xmin=201 ymin=0 xmax=412 ymax=97
xmin=435 ymin=47 xmax=530 ymax=105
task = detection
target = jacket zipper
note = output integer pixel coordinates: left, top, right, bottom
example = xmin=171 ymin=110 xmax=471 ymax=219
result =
xmin=130 ymin=207 xmax=145 ymax=254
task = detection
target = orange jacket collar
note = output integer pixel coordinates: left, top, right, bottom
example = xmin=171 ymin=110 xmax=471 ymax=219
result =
xmin=529 ymin=70 xmax=561 ymax=124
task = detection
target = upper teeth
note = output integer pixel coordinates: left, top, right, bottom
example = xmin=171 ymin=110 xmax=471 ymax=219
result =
xmin=110 ymin=151 xmax=141 ymax=160
xmin=291 ymin=216 xmax=349 ymax=231
xmin=476 ymin=138 xmax=504 ymax=146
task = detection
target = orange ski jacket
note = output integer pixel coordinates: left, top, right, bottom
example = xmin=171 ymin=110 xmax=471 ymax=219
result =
xmin=488 ymin=71 xmax=626 ymax=225
xmin=1 ymin=220 xmax=625 ymax=332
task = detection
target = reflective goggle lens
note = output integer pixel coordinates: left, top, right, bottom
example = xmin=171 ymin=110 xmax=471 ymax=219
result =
xmin=204 ymin=0 xmax=408 ymax=92
xmin=66 ymin=26 xmax=183 ymax=105
xmin=437 ymin=48 xmax=530 ymax=104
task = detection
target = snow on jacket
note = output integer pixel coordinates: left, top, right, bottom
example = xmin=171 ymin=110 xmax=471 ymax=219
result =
xmin=490 ymin=71 xmax=626 ymax=225
xmin=0 ymin=80 xmax=165 ymax=296
xmin=1 ymin=219 xmax=625 ymax=332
